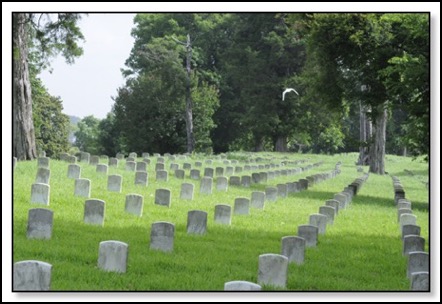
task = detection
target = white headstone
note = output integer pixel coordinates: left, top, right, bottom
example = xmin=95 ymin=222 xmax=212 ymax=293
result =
xmin=134 ymin=171 xmax=148 ymax=186
xmin=265 ymin=187 xmax=278 ymax=202
xmin=281 ymin=236 xmax=305 ymax=265
xmin=224 ymin=281 xmax=262 ymax=291
xmin=251 ymin=191 xmax=265 ymax=209
xmin=187 ymin=210 xmax=208 ymax=235
xmin=319 ymin=206 xmax=335 ymax=225
xmin=200 ymin=177 xmax=213 ymax=194
xmin=309 ymin=213 xmax=328 ymax=235
xmin=125 ymin=194 xmax=143 ymax=216
xmin=155 ymin=188 xmax=171 ymax=207
xmin=403 ymin=235 xmax=425 ymax=256
xmin=97 ymin=240 xmax=128 ymax=273
xmin=13 ymin=260 xmax=52 ymax=291
xmin=216 ymin=177 xmax=228 ymax=191
xmin=31 ymin=183 xmax=50 ymax=205
xmin=36 ymin=168 xmax=50 ymax=184
xmin=407 ymin=251 xmax=429 ymax=278
xmin=108 ymin=175 xmax=122 ymax=192
xmin=96 ymin=164 xmax=108 ymax=174
xmin=258 ymin=254 xmax=288 ymax=288
xmin=84 ymin=199 xmax=105 ymax=226
xmin=150 ymin=222 xmax=175 ymax=252
xmin=27 ymin=208 xmax=53 ymax=239
xmin=234 ymin=197 xmax=250 ymax=215
xmin=74 ymin=178 xmax=91 ymax=198
xmin=298 ymin=225 xmax=318 ymax=247
xmin=214 ymin=204 xmax=232 ymax=225
xmin=156 ymin=170 xmax=169 ymax=182
xmin=180 ymin=183 xmax=194 ymax=200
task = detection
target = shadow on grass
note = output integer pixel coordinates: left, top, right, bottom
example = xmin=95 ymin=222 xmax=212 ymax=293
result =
xmin=353 ymin=194 xmax=429 ymax=212
xmin=391 ymin=169 xmax=429 ymax=178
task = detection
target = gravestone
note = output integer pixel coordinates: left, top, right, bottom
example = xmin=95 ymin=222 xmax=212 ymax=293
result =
xmin=100 ymin=155 xmax=109 ymax=160
xmin=150 ymin=222 xmax=175 ymax=252
xmin=267 ymin=171 xmax=275 ymax=180
xmin=299 ymin=179 xmax=309 ymax=190
xmin=309 ymin=214 xmax=327 ymax=235
xmin=187 ymin=210 xmax=208 ymax=235
xmin=410 ymin=272 xmax=429 ymax=291
xmin=216 ymin=177 xmax=228 ymax=191
xmin=90 ymin=155 xmax=100 ymax=165
xmin=107 ymin=175 xmax=122 ymax=192
xmin=190 ymin=169 xmax=200 ymax=180
xmin=129 ymin=152 xmax=137 ymax=159
xmin=27 ymin=208 xmax=53 ymax=239
xmin=80 ymin=152 xmax=90 ymax=164
xmin=223 ymin=160 xmax=230 ymax=165
xmin=143 ymin=158 xmax=151 ymax=164
xmin=126 ymin=157 xmax=135 ymax=162
xmin=398 ymin=208 xmax=413 ymax=222
xmin=13 ymin=157 xmax=17 ymax=169
xmin=277 ymin=184 xmax=288 ymax=198
xmin=258 ymin=254 xmax=288 ymax=289
xmin=155 ymin=163 xmax=165 ymax=171
xmin=241 ymin=175 xmax=251 ymax=188
xmin=200 ymin=177 xmax=213 ymax=194
xmin=265 ymin=187 xmax=278 ymax=202
xmin=224 ymin=281 xmax=262 ymax=291
xmin=183 ymin=162 xmax=192 ymax=170
xmin=319 ymin=206 xmax=335 ymax=225
xmin=286 ymin=182 xmax=295 ymax=194
xmin=116 ymin=152 xmax=124 ymax=160
xmin=400 ymin=214 xmax=417 ymax=230
xmin=225 ymin=166 xmax=234 ymax=176
xmin=259 ymin=172 xmax=268 ymax=183
xmin=157 ymin=157 xmax=165 ymax=163
xmin=298 ymin=225 xmax=318 ymax=247
xmin=66 ymin=155 xmax=77 ymax=163
xmin=215 ymin=167 xmax=224 ymax=177
xmin=136 ymin=161 xmax=147 ymax=172
xmin=142 ymin=152 xmax=149 ymax=158
xmin=37 ymin=157 xmax=50 ymax=168
xmin=13 ymin=260 xmax=52 ymax=291
xmin=407 ymin=251 xmax=429 ymax=278
xmin=125 ymin=161 xmax=136 ymax=172
xmin=84 ymin=199 xmax=105 ymax=226
xmin=229 ymin=176 xmax=241 ymax=186
xmin=402 ymin=224 xmax=421 ymax=240
xmin=97 ymin=241 xmax=128 ymax=273
xmin=155 ymin=189 xmax=171 ymax=207
xmin=36 ymin=168 xmax=50 ymax=184
xmin=281 ymin=236 xmax=305 ymax=265
xmin=74 ymin=178 xmax=91 ymax=198
xmin=134 ymin=171 xmax=148 ymax=186
xmin=333 ymin=193 xmax=348 ymax=209
xmin=125 ymin=194 xmax=143 ymax=216
xmin=234 ymin=197 xmax=250 ymax=215
xmin=235 ymin=166 xmax=243 ymax=173
xmin=108 ymin=157 xmax=118 ymax=167
xmin=325 ymin=200 xmax=340 ymax=215
xmin=153 ymin=153 xmax=160 ymax=157
xmin=180 ymin=183 xmax=194 ymax=200
xmin=96 ymin=164 xmax=108 ymax=174
xmin=398 ymin=201 xmax=412 ymax=210
xmin=156 ymin=170 xmax=169 ymax=182
xmin=214 ymin=204 xmax=232 ymax=225
xmin=204 ymin=167 xmax=214 ymax=178
xmin=170 ymin=163 xmax=179 ymax=171
xmin=59 ymin=152 xmax=69 ymax=161
xmin=205 ymin=159 xmax=213 ymax=165
xmin=252 ymin=173 xmax=261 ymax=184
xmin=251 ymin=191 xmax=265 ymax=209
xmin=31 ymin=183 xmax=50 ymax=205
xmin=195 ymin=161 xmax=203 ymax=167
xmin=175 ymin=169 xmax=185 ymax=179
xmin=403 ymin=235 xmax=425 ymax=256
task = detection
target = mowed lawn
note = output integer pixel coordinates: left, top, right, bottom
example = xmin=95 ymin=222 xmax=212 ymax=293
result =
xmin=12 ymin=152 xmax=429 ymax=291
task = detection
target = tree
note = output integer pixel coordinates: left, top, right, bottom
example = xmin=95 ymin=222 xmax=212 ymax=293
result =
xmin=74 ymin=116 xmax=101 ymax=155
xmin=97 ymin=113 xmax=121 ymax=156
xmin=13 ymin=13 xmax=84 ymax=160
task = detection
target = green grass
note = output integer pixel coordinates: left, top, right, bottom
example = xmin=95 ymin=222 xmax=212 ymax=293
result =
xmin=12 ymin=152 xmax=429 ymax=291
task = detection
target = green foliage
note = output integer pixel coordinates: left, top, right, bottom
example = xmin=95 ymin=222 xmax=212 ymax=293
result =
xmin=74 ymin=115 xmax=101 ymax=155
xmin=97 ymin=113 xmax=121 ymax=156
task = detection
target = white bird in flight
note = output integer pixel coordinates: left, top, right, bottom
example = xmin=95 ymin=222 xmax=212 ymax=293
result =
xmin=282 ymin=88 xmax=299 ymax=100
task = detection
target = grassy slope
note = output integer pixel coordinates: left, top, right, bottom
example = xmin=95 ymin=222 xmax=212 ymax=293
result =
xmin=12 ymin=152 xmax=429 ymax=291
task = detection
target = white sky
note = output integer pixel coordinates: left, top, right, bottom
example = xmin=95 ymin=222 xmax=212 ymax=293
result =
xmin=38 ymin=13 xmax=136 ymax=119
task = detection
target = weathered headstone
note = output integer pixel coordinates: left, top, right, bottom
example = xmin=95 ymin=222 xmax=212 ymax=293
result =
xmin=229 ymin=176 xmax=240 ymax=186
xmin=96 ymin=164 xmax=108 ymax=174
xmin=298 ymin=179 xmax=309 ymax=191
xmin=170 ymin=163 xmax=179 ymax=171
xmin=142 ymin=152 xmax=149 ymax=158
xmin=129 ymin=152 xmax=137 ymax=159
xmin=125 ymin=194 xmax=143 ymax=216
xmin=252 ymin=173 xmax=261 ymax=184
xmin=204 ymin=167 xmax=214 ymax=178
xmin=97 ymin=241 xmax=128 ymax=273
xmin=13 ymin=260 xmax=52 ymax=291
xmin=402 ymin=224 xmax=421 ymax=240
xmin=157 ymin=157 xmax=165 ymax=163
xmin=180 ymin=183 xmax=194 ymax=200
xmin=31 ymin=183 xmax=50 ymax=205
xmin=235 ymin=166 xmax=243 ymax=174
xmin=214 ymin=204 xmax=232 ymax=225
xmin=410 ymin=272 xmax=429 ymax=291
xmin=36 ymin=168 xmax=50 ymax=184
xmin=187 ymin=210 xmax=208 ymax=235
xmin=258 ymin=254 xmax=288 ymax=289
xmin=333 ymin=193 xmax=347 ymax=209
xmin=136 ymin=161 xmax=147 ymax=172
xmin=281 ymin=236 xmax=305 ymax=265
xmin=37 ymin=157 xmax=49 ymax=168
xmin=407 ymin=251 xmax=429 ymax=278
xmin=265 ymin=187 xmax=278 ymax=202
xmin=134 ymin=171 xmax=148 ymax=186
xmin=251 ymin=191 xmax=265 ymax=209
xmin=90 ymin=155 xmax=100 ymax=165
xmin=298 ymin=225 xmax=318 ymax=247
xmin=403 ymin=235 xmax=425 ymax=256
xmin=225 ymin=166 xmax=234 ymax=176
xmin=155 ymin=188 xmax=171 ymax=207
xmin=241 ymin=175 xmax=251 ymax=188
xmin=398 ymin=201 xmax=412 ymax=210
xmin=224 ymin=281 xmax=262 ymax=291
xmin=183 ymin=162 xmax=192 ymax=170
xmin=309 ymin=213 xmax=327 ymax=235
xmin=155 ymin=163 xmax=165 ymax=171
xmin=200 ymin=177 xmax=213 ymax=194
xmin=156 ymin=170 xmax=169 ymax=182
xmin=205 ymin=159 xmax=213 ymax=165
xmin=80 ymin=152 xmax=90 ymax=164
xmin=175 ymin=169 xmax=185 ymax=179
xmin=108 ymin=157 xmax=118 ymax=167
xmin=125 ymin=161 xmax=136 ymax=172
xmin=190 ymin=169 xmax=200 ymax=180
xmin=398 ymin=208 xmax=413 ymax=222
xmin=319 ymin=206 xmax=335 ymax=225
xmin=195 ymin=161 xmax=203 ymax=167
xmin=13 ymin=157 xmax=17 ymax=169
xmin=150 ymin=222 xmax=175 ymax=252
xmin=84 ymin=199 xmax=105 ymax=226
xmin=116 ymin=152 xmax=125 ymax=160
xmin=216 ymin=177 xmax=228 ymax=191
xmin=27 ymin=208 xmax=53 ymax=239
xmin=234 ymin=197 xmax=250 ymax=215
xmin=400 ymin=214 xmax=417 ymax=230
xmin=325 ymin=199 xmax=340 ymax=215
xmin=277 ymin=184 xmax=288 ymax=198
xmin=215 ymin=167 xmax=224 ymax=177
xmin=74 ymin=178 xmax=91 ymax=198
xmin=107 ymin=175 xmax=122 ymax=192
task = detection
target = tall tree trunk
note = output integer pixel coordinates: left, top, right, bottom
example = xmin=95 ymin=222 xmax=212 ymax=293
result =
xmin=254 ymin=136 xmax=264 ymax=152
xmin=274 ymin=135 xmax=288 ymax=152
xmin=13 ymin=13 xmax=37 ymax=160
xmin=369 ymin=104 xmax=387 ymax=174
xmin=357 ymin=102 xmax=371 ymax=165
xmin=184 ymin=34 xmax=195 ymax=153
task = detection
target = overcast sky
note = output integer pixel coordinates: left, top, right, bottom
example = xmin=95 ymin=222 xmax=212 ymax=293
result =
xmin=39 ymin=13 xmax=136 ymax=119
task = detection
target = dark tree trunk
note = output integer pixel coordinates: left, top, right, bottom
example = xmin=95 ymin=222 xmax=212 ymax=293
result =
xmin=184 ymin=34 xmax=195 ymax=153
xmin=357 ymin=102 xmax=371 ymax=165
xmin=274 ymin=135 xmax=288 ymax=152
xmin=254 ymin=136 xmax=264 ymax=152
xmin=369 ymin=104 xmax=387 ymax=174
xmin=13 ymin=13 xmax=37 ymax=160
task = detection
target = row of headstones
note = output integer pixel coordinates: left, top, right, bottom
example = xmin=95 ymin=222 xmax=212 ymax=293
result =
xmin=391 ymin=176 xmax=429 ymax=291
